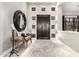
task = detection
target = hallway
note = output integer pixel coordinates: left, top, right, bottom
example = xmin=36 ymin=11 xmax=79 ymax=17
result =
xmin=19 ymin=40 xmax=79 ymax=57
xmin=1 ymin=2 xmax=79 ymax=57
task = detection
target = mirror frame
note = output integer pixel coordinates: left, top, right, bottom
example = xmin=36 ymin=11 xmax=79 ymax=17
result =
xmin=13 ymin=10 xmax=26 ymax=32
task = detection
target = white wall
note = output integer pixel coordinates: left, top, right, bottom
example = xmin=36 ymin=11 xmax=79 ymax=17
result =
xmin=0 ymin=2 xmax=62 ymax=55
xmin=0 ymin=3 xmax=4 ymax=54
xmin=27 ymin=2 xmax=58 ymax=40
xmin=0 ymin=2 xmax=27 ymax=55
xmin=56 ymin=6 xmax=62 ymax=31
xmin=62 ymin=2 xmax=79 ymax=15
xmin=58 ymin=2 xmax=79 ymax=53
xmin=58 ymin=31 xmax=79 ymax=53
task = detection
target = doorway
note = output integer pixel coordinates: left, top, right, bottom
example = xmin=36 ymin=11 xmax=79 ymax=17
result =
xmin=37 ymin=15 xmax=50 ymax=39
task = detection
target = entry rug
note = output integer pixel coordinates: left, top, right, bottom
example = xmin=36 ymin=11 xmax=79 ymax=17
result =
xmin=20 ymin=40 xmax=79 ymax=57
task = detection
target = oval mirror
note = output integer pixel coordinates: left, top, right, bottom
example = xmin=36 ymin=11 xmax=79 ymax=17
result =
xmin=13 ymin=10 xmax=26 ymax=32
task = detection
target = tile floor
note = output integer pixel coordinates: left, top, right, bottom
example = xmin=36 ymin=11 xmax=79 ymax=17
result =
xmin=20 ymin=39 xmax=79 ymax=57
xmin=5 ymin=39 xmax=79 ymax=57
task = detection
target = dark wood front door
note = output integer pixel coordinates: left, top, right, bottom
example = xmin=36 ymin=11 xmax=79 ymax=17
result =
xmin=37 ymin=15 xmax=50 ymax=39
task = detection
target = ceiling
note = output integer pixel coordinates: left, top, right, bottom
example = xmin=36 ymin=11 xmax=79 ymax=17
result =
xmin=62 ymin=2 xmax=79 ymax=12
xmin=27 ymin=2 xmax=57 ymax=6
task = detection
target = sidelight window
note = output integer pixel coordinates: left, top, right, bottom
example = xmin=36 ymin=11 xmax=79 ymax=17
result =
xmin=32 ymin=34 xmax=35 ymax=38
xmin=51 ymin=7 xmax=55 ymax=11
xmin=32 ymin=25 xmax=35 ymax=29
xmin=51 ymin=25 xmax=55 ymax=29
xmin=51 ymin=16 xmax=55 ymax=20
xmin=32 ymin=16 xmax=36 ymax=20
xmin=51 ymin=34 xmax=55 ymax=38
xmin=32 ymin=7 xmax=36 ymax=11
xmin=41 ymin=7 xmax=45 ymax=11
